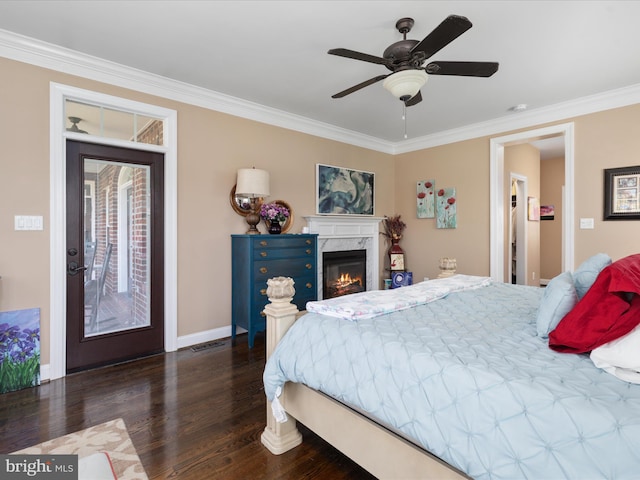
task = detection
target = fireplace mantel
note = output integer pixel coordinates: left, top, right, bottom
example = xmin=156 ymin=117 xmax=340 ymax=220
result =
xmin=304 ymin=216 xmax=384 ymax=297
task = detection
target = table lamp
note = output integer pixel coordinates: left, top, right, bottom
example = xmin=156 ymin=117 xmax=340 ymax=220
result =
xmin=236 ymin=167 xmax=270 ymax=234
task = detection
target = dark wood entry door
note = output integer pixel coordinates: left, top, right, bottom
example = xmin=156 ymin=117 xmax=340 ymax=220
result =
xmin=66 ymin=140 xmax=165 ymax=373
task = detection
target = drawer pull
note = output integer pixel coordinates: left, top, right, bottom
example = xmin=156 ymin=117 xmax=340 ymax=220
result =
xmin=260 ymin=267 xmax=268 ymax=274
xmin=306 ymin=282 xmax=312 ymax=289
xmin=260 ymin=251 xmax=267 ymax=257
xmin=305 ymin=239 xmax=311 ymax=245
xmin=260 ymin=240 xmax=268 ymax=246
xmin=306 ymin=249 xmax=311 ymax=254
xmin=306 ymin=263 xmax=312 ymax=269
xmin=260 ymin=288 xmax=267 ymax=295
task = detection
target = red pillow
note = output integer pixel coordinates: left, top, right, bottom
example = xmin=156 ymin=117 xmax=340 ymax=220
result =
xmin=549 ymin=254 xmax=640 ymax=353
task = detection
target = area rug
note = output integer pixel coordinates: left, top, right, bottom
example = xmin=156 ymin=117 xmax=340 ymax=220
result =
xmin=12 ymin=418 xmax=148 ymax=480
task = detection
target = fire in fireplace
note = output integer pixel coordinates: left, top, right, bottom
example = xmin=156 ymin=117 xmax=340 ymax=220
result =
xmin=323 ymin=250 xmax=366 ymax=299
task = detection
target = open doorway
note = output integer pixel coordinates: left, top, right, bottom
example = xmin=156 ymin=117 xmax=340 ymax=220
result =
xmin=509 ymin=175 xmax=527 ymax=285
xmin=490 ymin=123 xmax=575 ymax=283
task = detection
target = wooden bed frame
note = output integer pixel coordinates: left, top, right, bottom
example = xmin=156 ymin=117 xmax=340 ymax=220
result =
xmin=260 ymin=277 xmax=468 ymax=480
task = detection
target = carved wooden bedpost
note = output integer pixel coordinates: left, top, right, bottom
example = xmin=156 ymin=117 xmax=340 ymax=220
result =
xmin=260 ymin=276 xmax=303 ymax=454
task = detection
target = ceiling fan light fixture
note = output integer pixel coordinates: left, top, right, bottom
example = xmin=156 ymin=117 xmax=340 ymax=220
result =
xmin=67 ymin=116 xmax=88 ymax=134
xmin=383 ymin=70 xmax=428 ymax=101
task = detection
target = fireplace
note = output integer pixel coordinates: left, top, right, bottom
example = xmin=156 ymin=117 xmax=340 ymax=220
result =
xmin=304 ymin=215 xmax=384 ymax=299
xmin=323 ymin=250 xmax=366 ymax=299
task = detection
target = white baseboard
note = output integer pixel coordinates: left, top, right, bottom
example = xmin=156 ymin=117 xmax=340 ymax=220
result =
xmin=176 ymin=325 xmax=245 ymax=349
xmin=40 ymin=364 xmax=51 ymax=382
xmin=39 ymin=325 xmax=245 ymax=382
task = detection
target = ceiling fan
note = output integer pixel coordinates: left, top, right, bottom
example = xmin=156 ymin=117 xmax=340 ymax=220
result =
xmin=328 ymin=15 xmax=499 ymax=107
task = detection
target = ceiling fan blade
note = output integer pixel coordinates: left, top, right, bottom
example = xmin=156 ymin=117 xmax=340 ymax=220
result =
xmin=404 ymin=90 xmax=422 ymax=107
xmin=410 ymin=15 xmax=472 ymax=60
xmin=426 ymin=61 xmax=499 ymax=77
xmin=328 ymin=48 xmax=391 ymax=66
xmin=331 ymin=74 xmax=390 ymax=98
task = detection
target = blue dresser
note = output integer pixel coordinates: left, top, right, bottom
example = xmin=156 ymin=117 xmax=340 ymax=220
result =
xmin=231 ymin=234 xmax=318 ymax=348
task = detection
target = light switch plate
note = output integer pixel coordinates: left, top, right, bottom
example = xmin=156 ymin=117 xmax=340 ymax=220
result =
xmin=15 ymin=215 xmax=44 ymax=231
xmin=579 ymin=218 xmax=594 ymax=229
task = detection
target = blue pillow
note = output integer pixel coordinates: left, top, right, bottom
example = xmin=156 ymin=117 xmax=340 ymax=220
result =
xmin=573 ymin=253 xmax=612 ymax=299
xmin=536 ymin=271 xmax=578 ymax=338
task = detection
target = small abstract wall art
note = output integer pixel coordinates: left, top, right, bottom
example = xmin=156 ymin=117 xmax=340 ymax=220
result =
xmin=540 ymin=205 xmax=555 ymax=220
xmin=316 ymin=164 xmax=374 ymax=215
xmin=0 ymin=308 xmax=40 ymax=394
xmin=416 ymin=180 xmax=435 ymax=218
xmin=436 ymin=187 xmax=457 ymax=229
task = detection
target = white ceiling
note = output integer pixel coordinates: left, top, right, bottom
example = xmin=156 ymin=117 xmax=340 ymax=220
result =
xmin=1 ymin=1 xmax=639 ymax=155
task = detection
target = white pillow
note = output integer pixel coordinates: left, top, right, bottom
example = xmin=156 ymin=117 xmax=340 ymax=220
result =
xmin=590 ymin=323 xmax=640 ymax=384
xmin=573 ymin=253 xmax=612 ymax=299
xmin=536 ymin=271 xmax=578 ymax=338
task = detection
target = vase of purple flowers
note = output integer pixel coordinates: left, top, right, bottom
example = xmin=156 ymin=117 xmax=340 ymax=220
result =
xmin=260 ymin=202 xmax=289 ymax=234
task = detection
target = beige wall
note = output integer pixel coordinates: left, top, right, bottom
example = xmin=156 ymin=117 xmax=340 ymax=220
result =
xmin=0 ymin=57 xmax=394 ymax=365
xmin=540 ymin=156 xmax=565 ymax=280
xmin=2 ymin=55 xmax=640 ymax=367
xmin=392 ymin=106 xmax=640 ymax=286
xmin=393 ymin=138 xmax=491 ymax=281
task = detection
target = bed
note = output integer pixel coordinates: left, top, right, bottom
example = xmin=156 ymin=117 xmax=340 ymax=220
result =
xmin=261 ymin=260 xmax=640 ymax=479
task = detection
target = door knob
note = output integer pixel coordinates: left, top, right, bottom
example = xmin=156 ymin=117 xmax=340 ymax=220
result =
xmin=67 ymin=262 xmax=87 ymax=276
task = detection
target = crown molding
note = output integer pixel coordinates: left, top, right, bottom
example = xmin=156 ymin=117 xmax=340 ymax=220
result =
xmin=0 ymin=28 xmax=395 ymax=154
xmin=1 ymin=28 xmax=639 ymax=156
xmin=391 ymin=82 xmax=640 ymax=154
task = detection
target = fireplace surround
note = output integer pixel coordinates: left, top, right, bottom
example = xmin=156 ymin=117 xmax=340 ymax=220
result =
xmin=304 ymin=216 xmax=383 ymax=299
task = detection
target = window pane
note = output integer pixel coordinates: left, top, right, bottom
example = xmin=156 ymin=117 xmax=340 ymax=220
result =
xmin=136 ymin=115 xmax=163 ymax=145
xmin=103 ymin=108 xmax=134 ymax=140
xmin=65 ymin=100 xmax=100 ymax=135
xmin=84 ymin=158 xmax=151 ymax=337
xmin=64 ymin=99 xmax=165 ymax=146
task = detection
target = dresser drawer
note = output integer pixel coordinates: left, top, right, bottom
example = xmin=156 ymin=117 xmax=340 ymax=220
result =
xmin=252 ymin=236 xmax=315 ymax=249
xmin=252 ymin=246 xmax=314 ymax=261
xmin=254 ymin=258 xmax=315 ymax=280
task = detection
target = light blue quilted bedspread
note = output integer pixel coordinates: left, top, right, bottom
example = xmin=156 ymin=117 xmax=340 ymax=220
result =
xmin=263 ymin=282 xmax=640 ymax=479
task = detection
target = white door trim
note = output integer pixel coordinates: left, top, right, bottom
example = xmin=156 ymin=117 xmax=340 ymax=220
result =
xmin=48 ymin=83 xmax=178 ymax=380
xmin=490 ymin=123 xmax=575 ymax=282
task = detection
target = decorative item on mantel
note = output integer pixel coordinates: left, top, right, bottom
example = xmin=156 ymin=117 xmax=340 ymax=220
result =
xmin=381 ymin=215 xmax=407 ymax=271
xmin=260 ymin=202 xmax=290 ymax=235
xmin=438 ymin=257 xmax=457 ymax=278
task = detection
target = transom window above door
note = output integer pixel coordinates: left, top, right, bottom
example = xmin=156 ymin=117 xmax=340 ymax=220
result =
xmin=65 ymin=99 xmax=164 ymax=146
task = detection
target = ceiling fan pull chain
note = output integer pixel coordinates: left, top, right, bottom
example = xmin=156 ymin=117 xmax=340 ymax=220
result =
xmin=403 ymin=103 xmax=408 ymax=139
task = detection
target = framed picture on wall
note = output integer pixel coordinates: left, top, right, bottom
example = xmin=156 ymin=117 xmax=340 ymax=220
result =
xmin=316 ymin=164 xmax=374 ymax=215
xmin=540 ymin=205 xmax=555 ymax=220
xmin=604 ymin=165 xmax=640 ymax=220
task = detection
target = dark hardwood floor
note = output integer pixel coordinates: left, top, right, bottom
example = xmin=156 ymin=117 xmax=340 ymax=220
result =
xmin=0 ymin=334 xmax=376 ymax=479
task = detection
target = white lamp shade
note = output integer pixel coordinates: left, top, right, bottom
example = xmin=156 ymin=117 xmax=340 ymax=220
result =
xmin=236 ymin=168 xmax=270 ymax=197
xmin=383 ymin=70 xmax=428 ymax=100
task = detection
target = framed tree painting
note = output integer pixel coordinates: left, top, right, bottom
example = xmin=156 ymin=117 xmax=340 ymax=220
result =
xmin=316 ymin=164 xmax=374 ymax=215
